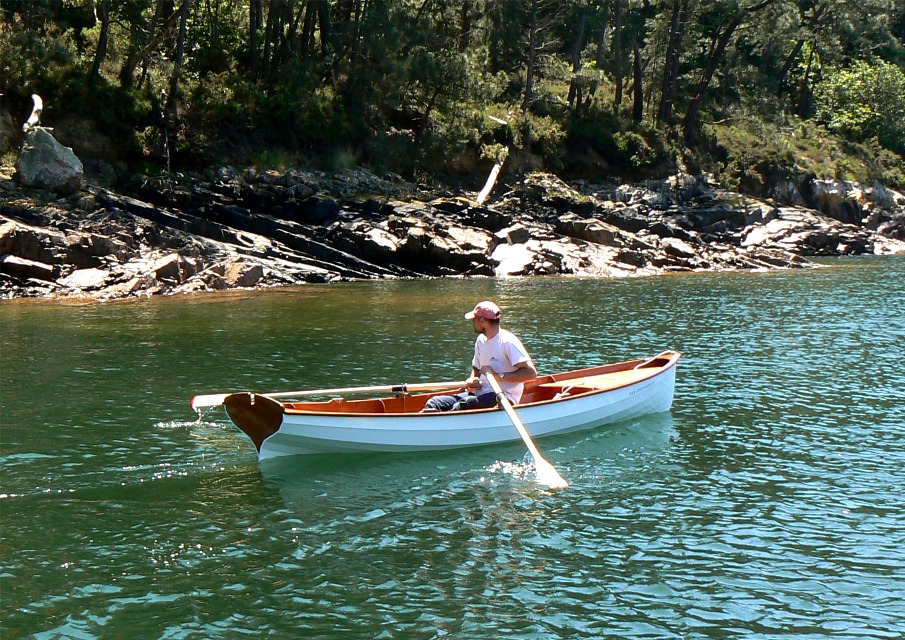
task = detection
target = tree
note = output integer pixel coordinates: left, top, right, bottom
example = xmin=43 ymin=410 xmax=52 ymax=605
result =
xmin=681 ymin=0 xmax=776 ymax=141
xmin=567 ymin=3 xmax=588 ymax=110
xmin=613 ymin=0 xmax=624 ymax=106
xmin=165 ymin=0 xmax=193 ymax=118
xmin=523 ymin=0 xmax=540 ymax=111
xmin=657 ymin=0 xmax=690 ymax=123
xmin=118 ymin=1 xmax=181 ymax=90
xmin=815 ymin=59 xmax=905 ymax=152
xmin=632 ymin=38 xmax=643 ymax=120
xmin=88 ymin=0 xmax=111 ymax=85
xmin=485 ymin=0 xmax=530 ymax=75
xmin=773 ymin=0 xmax=900 ymax=112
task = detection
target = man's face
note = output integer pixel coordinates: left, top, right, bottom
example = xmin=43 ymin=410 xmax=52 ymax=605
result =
xmin=472 ymin=317 xmax=486 ymax=335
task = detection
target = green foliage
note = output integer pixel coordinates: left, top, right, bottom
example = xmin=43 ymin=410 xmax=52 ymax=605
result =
xmin=614 ymin=131 xmax=658 ymax=171
xmin=255 ymin=83 xmax=369 ymax=150
xmin=510 ymin=111 xmax=567 ymax=169
xmin=481 ymin=143 xmax=509 ymax=164
xmin=702 ymin=116 xmax=905 ymax=190
xmin=0 ymin=22 xmax=78 ymax=101
xmin=369 ymin=129 xmax=418 ymax=175
xmin=814 ymin=60 xmax=905 ymax=153
xmin=563 ymin=111 xmax=673 ymax=178
xmin=703 ymin=117 xmax=802 ymax=192
xmin=0 ymin=0 xmax=902 ymax=191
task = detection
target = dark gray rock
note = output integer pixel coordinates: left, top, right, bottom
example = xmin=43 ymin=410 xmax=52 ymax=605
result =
xmin=15 ymin=127 xmax=84 ymax=193
xmin=1 ymin=167 xmax=902 ymax=300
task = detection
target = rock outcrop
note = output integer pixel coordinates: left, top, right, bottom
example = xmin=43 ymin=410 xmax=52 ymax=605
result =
xmin=1 ymin=167 xmax=903 ymax=301
xmin=14 ymin=127 xmax=84 ymax=193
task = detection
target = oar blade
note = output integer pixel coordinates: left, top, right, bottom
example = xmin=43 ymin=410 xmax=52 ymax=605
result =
xmin=484 ymin=372 xmax=569 ymax=490
xmin=191 ymin=393 xmax=229 ymax=411
xmin=534 ymin=458 xmax=570 ymax=490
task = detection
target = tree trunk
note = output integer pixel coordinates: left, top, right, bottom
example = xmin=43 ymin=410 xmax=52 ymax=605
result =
xmin=522 ymin=0 xmax=538 ymax=112
xmin=334 ymin=0 xmax=365 ymax=77
xmin=316 ymin=0 xmax=331 ymax=55
xmin=270 ymin=0 xmax=294 ymax=73
xmin=415 ymin=88 xmax=441 ymax=144
xmin=682 ymin=0 xmax=775 ymax=140
xmin=165 ymin=0 xmax=193 ymax=118
xmin=249 ymin=0 xmax=261 ymax=76
xmin=682 ymin=15 xmax=743 ymax=140
xmin=458 ymin=0 xmax=472 ymax=52
xmin=777 ymin=38 xmax=805 ymax=89
xmin=300 ymin=0 xmax=317 ymax=57
xmin=613 ymin=0 xmax=623 ymax=107
xmin=777 ymin=1 xmax=829 ymax=91
xmin=477 ymin=160 xmax=504 ymax=205
xmin=632 ymin=39 xmax=643 ymax=122
xmin=657 ymin=0 xmax=689 ymax=123
xmin=795 ymin=45 xmax=816 ymax=116
xmin=119 ymin=5 xmax=182 ymax=89
xmin=88 ymin=0 xmax=111 ymax=85
xmin=585 ymin=4 xmax=609 ymax=104
xmin=568 ymin=9 xmax=586 ymax=110
xmin=263 ymin=0 xmax=277 ymax=76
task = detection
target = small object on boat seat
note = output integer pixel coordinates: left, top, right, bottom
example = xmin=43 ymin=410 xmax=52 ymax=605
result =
xmin=553 ymin=384 xmax=578 ymax=400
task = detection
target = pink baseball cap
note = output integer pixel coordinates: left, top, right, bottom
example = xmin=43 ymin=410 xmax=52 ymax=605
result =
xmin=465 ymin=301 xmax=501 ymax=320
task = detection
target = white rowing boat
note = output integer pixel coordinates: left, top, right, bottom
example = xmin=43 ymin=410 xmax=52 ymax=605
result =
xmin=213 ymin=351 xmax=680 ymax=461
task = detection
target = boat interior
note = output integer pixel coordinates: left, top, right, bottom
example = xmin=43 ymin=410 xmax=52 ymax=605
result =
xmin=282 ymin=352 xmax=678 ymax=416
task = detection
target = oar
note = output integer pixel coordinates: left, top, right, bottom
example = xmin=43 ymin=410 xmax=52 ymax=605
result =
xmin=485 ymin=372 xmax=569 ymax=490
xmin=191 ymin=380 xmax=463 ymax=411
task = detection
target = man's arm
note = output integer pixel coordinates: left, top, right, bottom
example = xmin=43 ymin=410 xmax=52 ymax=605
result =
xmin=501 ymin=360 xmax=537 ymax=382
xmin=478 ymin=360 xmax=536 ymax=382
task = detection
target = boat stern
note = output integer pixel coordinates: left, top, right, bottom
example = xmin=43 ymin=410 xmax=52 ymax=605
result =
xmin=224 ymin=393 xmax=285 ymax=453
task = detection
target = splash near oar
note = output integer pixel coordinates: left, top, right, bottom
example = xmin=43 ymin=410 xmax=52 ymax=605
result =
xmin=484 ymin=372 xmax=569 ymax=490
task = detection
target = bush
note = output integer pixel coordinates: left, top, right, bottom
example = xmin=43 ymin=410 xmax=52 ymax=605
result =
xmin=510 ymin=110 xmax=567 ymax=169
xmin=814 ymin=60 xmax=905 ymax=154
xmin=563 ymin=111 xmax=673 ymax=179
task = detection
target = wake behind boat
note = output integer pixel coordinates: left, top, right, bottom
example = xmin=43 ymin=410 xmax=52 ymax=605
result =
xmin=204 ymin=351 xmax=680 ymax=461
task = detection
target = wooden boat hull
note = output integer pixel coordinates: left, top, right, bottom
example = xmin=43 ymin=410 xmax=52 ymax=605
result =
xmin=224 ymin=351 xmax=680 ymax=461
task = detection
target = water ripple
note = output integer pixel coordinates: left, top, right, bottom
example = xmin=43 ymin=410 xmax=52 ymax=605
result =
xmin=2 ymin=259 xmax=904 ymax=638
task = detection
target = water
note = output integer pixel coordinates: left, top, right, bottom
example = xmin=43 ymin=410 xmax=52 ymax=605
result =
xmin=2 ymin=257 xmax=903 ymax=639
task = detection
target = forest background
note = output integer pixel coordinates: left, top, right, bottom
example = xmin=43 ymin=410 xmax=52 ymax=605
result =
xmin=1 ymin=0 xmax=904 ymax=195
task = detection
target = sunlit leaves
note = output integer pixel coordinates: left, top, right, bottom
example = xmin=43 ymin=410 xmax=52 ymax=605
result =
xmin=815 ymin=59 xmax=905 ymax=152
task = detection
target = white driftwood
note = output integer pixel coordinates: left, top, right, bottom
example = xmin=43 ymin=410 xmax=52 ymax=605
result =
xmin=476 ymin=162 xmax=502 ymax=205
xmin=23 ymin=94 xmax=42 ymax=132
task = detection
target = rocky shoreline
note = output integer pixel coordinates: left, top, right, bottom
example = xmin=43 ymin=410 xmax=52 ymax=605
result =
xmin=2 ymin=162 xmax=905 ymax=302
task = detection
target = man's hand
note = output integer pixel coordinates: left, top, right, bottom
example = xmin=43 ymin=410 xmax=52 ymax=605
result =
xmin=465 ymin=375 xmax=483 ymax=390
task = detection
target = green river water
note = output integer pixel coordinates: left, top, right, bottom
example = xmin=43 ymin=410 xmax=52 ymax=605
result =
xmin=1 ymin=257 xmax=903 ymax=639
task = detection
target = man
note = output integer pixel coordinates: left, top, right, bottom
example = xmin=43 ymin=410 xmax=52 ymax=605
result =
xmin=423 ymin=301 xmax=537 ymax=412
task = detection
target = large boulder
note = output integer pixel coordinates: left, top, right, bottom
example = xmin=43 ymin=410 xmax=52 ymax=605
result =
xmin=0 ymin=254 xmax=57 ymax=282
xmin=15 ymin=127 xmax=84 ymax=193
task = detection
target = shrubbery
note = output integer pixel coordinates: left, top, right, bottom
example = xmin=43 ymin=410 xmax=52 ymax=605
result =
xmin=815 ymin=60 xmax=905 ymax=155
xmin=1 ymin=2 xmax=903 ymax=191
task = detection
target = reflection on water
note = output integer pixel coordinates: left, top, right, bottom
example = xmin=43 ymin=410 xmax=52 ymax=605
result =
xmin=2 ymin=256 xmax=904 ymax=638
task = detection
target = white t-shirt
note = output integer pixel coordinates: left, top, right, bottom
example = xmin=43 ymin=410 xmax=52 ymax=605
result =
xmin=472 ymin=328 xmax=532 ymax=403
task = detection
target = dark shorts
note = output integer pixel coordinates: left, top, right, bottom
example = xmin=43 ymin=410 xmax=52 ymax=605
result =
xmin=423 ymin=390 xmax=498 ymax=412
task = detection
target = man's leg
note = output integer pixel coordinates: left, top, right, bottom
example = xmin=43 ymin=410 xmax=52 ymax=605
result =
xmin=423 ymin=392 xmax=465 ymax=412
xmin=451 ymin=391 xmax=497 ymax=411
